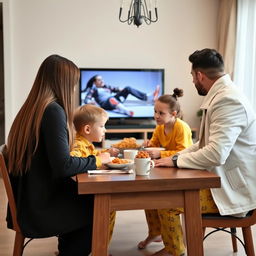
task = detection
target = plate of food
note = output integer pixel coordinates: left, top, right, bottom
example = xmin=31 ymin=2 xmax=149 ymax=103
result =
xmin=144 ymin=147 xmax=165 ymax=151
xmin=105 ymin=157 xmax=134 ymax=169
xmin=111 ymin=137 xmax=141 ymax=153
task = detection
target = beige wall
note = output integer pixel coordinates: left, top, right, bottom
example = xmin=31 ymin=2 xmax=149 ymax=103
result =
xmin=3 ymin=0 xmax=220 ymax=135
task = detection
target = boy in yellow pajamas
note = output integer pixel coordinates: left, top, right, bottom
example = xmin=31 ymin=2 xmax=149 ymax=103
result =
xmin=70 ymin=104 xmax=118 ymax=243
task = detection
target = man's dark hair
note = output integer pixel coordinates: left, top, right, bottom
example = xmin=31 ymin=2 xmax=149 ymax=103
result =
xmin=189 ymin=49 xmax=224 ymax=78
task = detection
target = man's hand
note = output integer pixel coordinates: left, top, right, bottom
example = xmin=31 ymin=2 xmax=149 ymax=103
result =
xmin=154 ymin=157 xmax=174 ymax=167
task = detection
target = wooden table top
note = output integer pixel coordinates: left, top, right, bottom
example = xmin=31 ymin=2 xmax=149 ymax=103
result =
xmin=77 ymin=167 xmax=221 ymax=194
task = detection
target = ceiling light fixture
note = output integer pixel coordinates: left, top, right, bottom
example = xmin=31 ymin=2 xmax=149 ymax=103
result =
xmin=119 ymin=0 xmax=158 ymax=27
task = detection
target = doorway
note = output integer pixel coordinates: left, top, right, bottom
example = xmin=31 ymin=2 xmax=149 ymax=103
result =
xmin=0 ymin=3 xmax=4 ymax=145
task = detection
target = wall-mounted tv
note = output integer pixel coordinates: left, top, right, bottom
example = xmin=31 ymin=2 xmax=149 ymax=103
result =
xmin=79 ymin=68 xmax=164 ymax=120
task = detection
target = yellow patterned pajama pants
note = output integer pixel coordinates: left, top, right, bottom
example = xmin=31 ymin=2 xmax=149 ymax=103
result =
xmin=144 ymin=189 xmax=219 ymax=256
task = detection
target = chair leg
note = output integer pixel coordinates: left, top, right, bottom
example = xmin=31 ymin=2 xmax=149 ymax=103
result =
xmin=13 ymin=231 xmax=25 ymax=256
xmin=242 ymin=226 xmax=255 ymax=256
xmin=230 ymin=227 xmax=238 ymax=252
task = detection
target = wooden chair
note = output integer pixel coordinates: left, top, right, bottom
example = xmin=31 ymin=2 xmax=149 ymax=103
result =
xmin=0 ymin=145 xmax=32 ymax=256
xmin=202 ymin=210 xmax=256 ymax=255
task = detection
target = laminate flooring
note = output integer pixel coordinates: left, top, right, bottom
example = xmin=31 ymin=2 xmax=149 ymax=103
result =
xmin=0 ymin=177 xmax=255 ymax=256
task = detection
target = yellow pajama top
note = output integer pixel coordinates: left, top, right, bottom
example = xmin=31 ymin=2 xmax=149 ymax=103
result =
xmin=150 ymin=118 xmax=193 ymax=158
xmin=70 ymin=134 xmax=102 ymax=167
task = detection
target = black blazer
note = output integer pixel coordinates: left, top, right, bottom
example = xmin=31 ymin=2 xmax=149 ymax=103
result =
xmin=7 ymin=102 xmax=97 ymax=238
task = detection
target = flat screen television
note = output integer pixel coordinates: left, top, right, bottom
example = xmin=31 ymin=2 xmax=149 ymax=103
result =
xmin=79 ymin=68 xmax=164 ymax=121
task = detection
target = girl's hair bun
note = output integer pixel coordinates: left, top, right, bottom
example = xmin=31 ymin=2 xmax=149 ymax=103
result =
xmin=172 ymin=88 xmax=184 ymax=99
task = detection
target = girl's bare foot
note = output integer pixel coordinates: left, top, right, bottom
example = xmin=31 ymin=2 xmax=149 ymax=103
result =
xmin=137 ymin=235 xmax=162 ymax=249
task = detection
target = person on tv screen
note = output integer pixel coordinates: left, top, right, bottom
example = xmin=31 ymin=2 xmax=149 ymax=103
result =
xmin=82 ymin=75 xmax=160 ymax=116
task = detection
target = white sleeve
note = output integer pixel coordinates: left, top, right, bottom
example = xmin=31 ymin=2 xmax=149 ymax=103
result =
xmin=177 ymin=96 xmax=246 ymax=169
xmin=178 ymin=141 xmax=199 ymax=154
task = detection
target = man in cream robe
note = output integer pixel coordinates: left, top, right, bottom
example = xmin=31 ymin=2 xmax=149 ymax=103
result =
xmin=156 ymin=48 xmax=256 ymax=217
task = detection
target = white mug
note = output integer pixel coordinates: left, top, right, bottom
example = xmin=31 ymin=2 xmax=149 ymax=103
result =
xmin=124 ymin=149 xmax=138 ymax=160
xmin=134 ymin=158 xmax=155 ymax=176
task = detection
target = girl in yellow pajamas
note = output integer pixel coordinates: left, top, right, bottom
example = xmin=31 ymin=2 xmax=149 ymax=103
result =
xmin=138 ymin=88 xmax=199 ymax=256
xmin=70 ymin=104 xmax=118 ymax=244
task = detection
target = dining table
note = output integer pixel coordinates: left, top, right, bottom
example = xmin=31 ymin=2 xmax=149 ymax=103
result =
xmin=76 ymin=166 xmax=221 ymax=256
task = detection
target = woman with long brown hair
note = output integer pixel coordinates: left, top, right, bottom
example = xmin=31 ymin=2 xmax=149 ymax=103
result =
xmin=6 ymin=55 xmax=96 ymax=255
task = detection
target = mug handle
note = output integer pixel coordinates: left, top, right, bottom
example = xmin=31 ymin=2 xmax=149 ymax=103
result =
xmin=145 ymin=160 xmax=155 ymax=175
xmin=149 ymin=160 xmax=155 ymax=169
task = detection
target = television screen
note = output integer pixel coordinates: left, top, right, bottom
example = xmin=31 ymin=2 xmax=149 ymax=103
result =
xmin=79 ymin=68 xmax=164 ymax=119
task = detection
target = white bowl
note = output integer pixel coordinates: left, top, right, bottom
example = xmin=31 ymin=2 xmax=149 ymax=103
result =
xmin=105 ymin=159 xmax=134 ymax=169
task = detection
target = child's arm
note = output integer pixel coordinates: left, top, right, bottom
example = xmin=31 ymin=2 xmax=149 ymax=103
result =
xmin=107 ymin=147 xmax=119 ymax=157
xmin=160 ymin=128 xmax=193 ymax=158
xmin=98 ymin=152 xmax=111 ymax=164
xmin=149 ymin=150 xmax=162 ymax=159
xmin=70 ymin=144 xmax=85 ymax=157
xmin=142 ymin=139 xmax=150 ymax=147
xmin=147 ymin=126 xmax=161 ymax=147
xmin=144 ymin=128 xmax=161 ymax=158
xmin=100 ymin=147 xmax=119 ymax=157
xmin=71 ymin=141 xmax=102 ymax=167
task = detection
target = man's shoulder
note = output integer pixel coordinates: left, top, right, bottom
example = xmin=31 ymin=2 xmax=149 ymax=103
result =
xmin=215 ymin=85 xmax=245 ymax=105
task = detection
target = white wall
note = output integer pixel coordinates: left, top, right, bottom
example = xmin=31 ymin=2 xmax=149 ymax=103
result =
xmin=4 ymin=0 xmax=220 ymax=136
xmin=2 ymin=0 xmax=13 ymax=135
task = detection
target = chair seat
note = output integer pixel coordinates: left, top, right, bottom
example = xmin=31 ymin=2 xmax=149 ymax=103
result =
xmin=202 ymin=209 xmax=256 ymax=255
xmin=202 ymin=210 xmax=253 ymax=220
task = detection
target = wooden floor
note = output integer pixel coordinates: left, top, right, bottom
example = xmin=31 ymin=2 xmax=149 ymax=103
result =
xmin=0 ymin=177 xmax=255 ymax=256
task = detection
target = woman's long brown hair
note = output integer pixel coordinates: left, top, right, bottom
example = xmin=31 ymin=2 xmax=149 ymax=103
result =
xmin=7 ymin=55 xmax=80 ymax=175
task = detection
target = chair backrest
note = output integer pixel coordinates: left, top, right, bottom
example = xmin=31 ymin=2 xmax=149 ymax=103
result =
xmin=0 ymin=144 xmax=21 ymax=232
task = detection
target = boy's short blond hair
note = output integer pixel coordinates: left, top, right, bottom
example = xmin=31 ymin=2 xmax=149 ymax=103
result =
xmin=73 ymin=104 xmax=108 ymax=132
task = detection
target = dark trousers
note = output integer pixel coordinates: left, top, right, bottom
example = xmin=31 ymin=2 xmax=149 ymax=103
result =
xmin=114 ymin=86 xmax=147 ymax=102
xmin=58 ymin=224 xmax=93 ymax=256
xmin=101 ymin=86 xmax=148 ymax=110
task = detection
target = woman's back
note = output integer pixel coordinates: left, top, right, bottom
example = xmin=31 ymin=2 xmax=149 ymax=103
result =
xmin=8 ymin=102 xmax=96 ymax=238
xmin=6 ymin=55 xmax=98 ymax=255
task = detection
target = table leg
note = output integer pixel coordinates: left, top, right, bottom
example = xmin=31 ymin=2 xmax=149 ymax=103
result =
xmin=91 ymin=194 xmax=111 ymax=256
xmin=184 ymin=190 xmax=204 ymax=256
